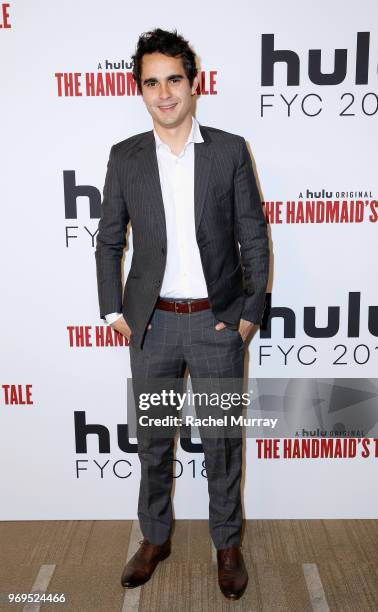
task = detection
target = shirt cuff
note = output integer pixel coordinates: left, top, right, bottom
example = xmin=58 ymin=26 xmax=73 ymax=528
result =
xmin=105 ymin=312 xmax=123 ymax=325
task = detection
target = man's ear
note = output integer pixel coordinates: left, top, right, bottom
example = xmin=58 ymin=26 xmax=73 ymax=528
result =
xmin=191 ymin=74 xmax=199 ymax=95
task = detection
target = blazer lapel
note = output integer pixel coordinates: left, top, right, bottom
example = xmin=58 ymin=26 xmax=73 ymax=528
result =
xmin=134 ymin=124 xmax=213 ymax=239
xmin=194 ymin=125 xmax=213 ymax=235
xmin=134 ymin=131 xmax=167 ymax=238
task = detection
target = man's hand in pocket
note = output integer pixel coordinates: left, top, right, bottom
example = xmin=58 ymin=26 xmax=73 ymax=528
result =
xmin=215 ymin=318 xmax=255 ymax=342
xmin=110 ymin=317 xmax=153 ymax=340
xmin=110 ymin=316 xmax=132 ymax=340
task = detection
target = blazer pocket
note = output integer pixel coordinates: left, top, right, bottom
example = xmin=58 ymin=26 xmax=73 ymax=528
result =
xmin=224 ymin=324 xmax=244 ymax=345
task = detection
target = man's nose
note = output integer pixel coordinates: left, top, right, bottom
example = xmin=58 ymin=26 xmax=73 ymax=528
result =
xmin=159 ymin=82 xmax=171 ymax=99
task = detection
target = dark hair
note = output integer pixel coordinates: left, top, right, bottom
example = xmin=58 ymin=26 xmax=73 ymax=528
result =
xmin=132 ymin=28 xmax=197 ymax=92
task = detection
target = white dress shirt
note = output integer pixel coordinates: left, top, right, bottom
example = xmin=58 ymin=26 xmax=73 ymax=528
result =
xmin=105 ymin=115 xmax=208 ymax=325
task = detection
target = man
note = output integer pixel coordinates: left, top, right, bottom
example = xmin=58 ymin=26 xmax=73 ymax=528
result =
xmin=95 ymin=28 xmax=269 ymax=600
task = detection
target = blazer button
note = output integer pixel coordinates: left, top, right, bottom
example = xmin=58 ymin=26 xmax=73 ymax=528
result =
xmin=161 ymin=247 xmax=166 ymax=255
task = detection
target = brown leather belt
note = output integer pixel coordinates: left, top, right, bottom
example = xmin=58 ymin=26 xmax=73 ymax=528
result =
xmin=156 ymin=297 xmax=210 ymax=314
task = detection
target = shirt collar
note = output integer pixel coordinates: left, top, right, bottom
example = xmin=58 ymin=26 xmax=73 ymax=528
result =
xmin=153 ymin=115 xmax=204 ymax=152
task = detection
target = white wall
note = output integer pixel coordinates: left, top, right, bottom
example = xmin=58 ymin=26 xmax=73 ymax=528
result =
xmin=1 ymin=0 xmax=377 ymax=519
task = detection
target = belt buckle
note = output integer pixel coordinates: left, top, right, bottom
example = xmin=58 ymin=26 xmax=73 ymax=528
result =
xmin=174 ymin=300 xmax=192 ymax=314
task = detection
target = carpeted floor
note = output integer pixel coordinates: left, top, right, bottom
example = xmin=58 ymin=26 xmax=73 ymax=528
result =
xmin=0 ymin=520 xmax=377 ymax=611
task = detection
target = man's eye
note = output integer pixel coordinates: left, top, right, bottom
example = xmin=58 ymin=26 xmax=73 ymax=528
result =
xmin=170 ymin=78 xmax=180 ymax=83
xmin=147 ymin=82 xmax=157 ymax=87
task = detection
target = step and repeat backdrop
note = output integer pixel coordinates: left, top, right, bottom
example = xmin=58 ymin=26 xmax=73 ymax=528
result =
xmin=1 ymin=0 xmax=377 ymax=519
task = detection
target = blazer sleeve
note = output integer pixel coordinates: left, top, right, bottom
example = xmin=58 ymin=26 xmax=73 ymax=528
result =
xmin=95 ymin=145 xmax=130 ymax=319
xmin=234 ymin=137 xmax=269 ymax=325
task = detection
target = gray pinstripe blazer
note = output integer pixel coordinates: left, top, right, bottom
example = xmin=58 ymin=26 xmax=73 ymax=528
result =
xmin=95 ymin=123 xmax=269 ymax=349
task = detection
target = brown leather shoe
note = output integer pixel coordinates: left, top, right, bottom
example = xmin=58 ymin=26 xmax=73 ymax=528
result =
xmin=217 ymin=545 xmax=248 ymax=600
xmin=121 ymin=538 xmax=171 ymax=588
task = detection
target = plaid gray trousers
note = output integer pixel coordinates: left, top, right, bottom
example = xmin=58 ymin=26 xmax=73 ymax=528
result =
xmin=129 ymin=302 xmax=245 ymax=549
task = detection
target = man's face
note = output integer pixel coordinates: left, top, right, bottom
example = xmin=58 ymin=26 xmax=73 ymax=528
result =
xmin=140 ymin=52 xmax=198 ymax=130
